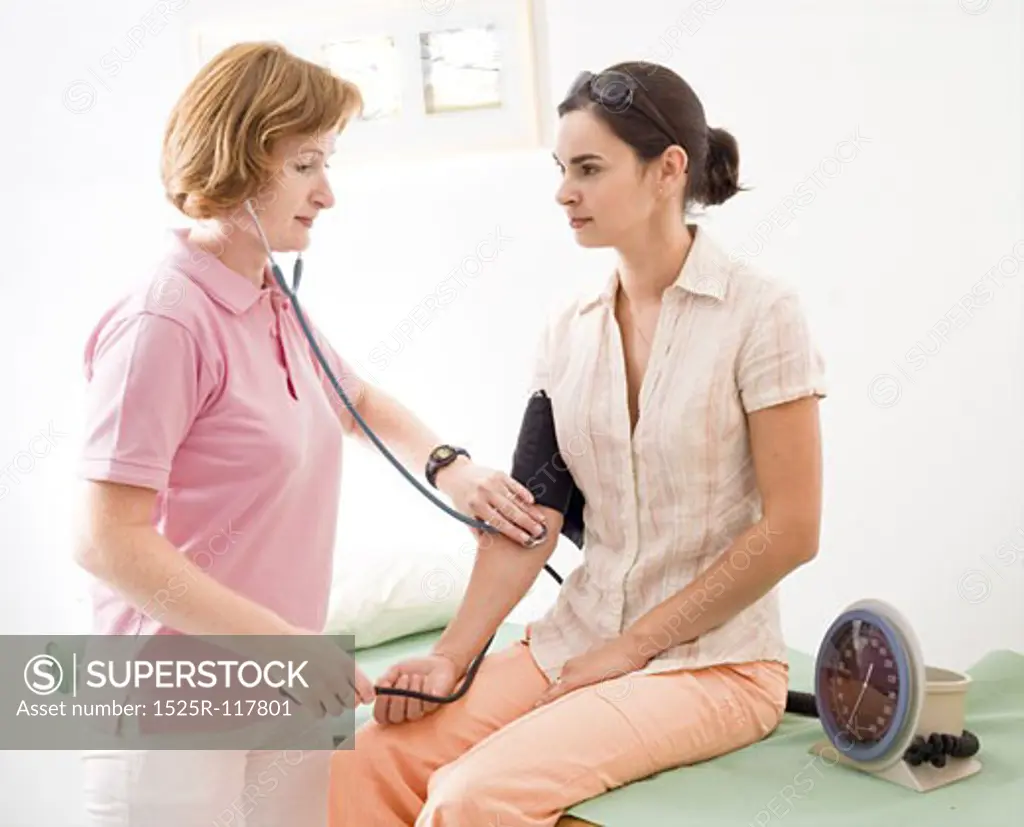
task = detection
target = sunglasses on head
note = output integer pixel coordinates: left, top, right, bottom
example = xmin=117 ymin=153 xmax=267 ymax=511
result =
xmin=566 ymin=69 xmax=679 ymax=148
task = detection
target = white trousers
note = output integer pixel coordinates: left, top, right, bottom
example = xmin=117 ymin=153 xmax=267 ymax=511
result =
xmin=81 ymin=738 xmax=333 ymax=827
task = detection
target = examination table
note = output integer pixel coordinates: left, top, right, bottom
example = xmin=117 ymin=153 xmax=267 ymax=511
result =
xmin=342 ymin=622 xmax=1023 ymax=826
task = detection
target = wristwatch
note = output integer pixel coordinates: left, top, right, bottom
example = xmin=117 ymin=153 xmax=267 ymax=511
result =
xmin=425 ymin=444 xmax=470 ymax=488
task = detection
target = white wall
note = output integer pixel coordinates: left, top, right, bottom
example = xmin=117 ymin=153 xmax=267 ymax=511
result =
xmin=0 ymin=0 xmax=1020 ymax=823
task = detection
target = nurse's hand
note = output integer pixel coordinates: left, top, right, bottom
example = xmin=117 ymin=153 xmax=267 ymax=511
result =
xmin=274 ymin=633 xmax=376 ymax=717
xmin=435 ymin=459 xmax=548 ymax=546
xmin=372 ymin=653 xmax=461 ymax=726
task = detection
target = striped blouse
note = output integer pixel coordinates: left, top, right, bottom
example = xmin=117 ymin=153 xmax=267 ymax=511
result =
xmin=524 ymin=225 xmax=827 ymax=680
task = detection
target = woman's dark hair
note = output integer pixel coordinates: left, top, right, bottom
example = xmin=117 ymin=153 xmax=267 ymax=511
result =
xmin=557 ymin=61 xmax=743 ymax=210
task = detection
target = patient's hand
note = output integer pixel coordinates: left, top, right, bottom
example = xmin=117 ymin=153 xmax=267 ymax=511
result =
xmin=533 ymin=635 xmax=653 ymax=708
xmin=372 ymin=653 xmax=461 ymax=726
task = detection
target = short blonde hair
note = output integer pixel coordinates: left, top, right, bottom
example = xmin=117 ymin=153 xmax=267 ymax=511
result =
xmin=162 ymin=42 xmax=363 ymax=219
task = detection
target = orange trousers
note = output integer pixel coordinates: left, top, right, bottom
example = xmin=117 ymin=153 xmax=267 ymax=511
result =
xmin=329 ymin=638 xmax=787 ymax=826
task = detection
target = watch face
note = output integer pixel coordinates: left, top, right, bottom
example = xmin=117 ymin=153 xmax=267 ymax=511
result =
xmin=434 ymin=446 xmax=454 ymax=460
xmin=815 ymin=607 xmax=916 ymax=765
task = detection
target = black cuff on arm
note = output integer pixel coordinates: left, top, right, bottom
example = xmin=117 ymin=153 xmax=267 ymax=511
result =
xmin=509 ymin=390 xmax=586 ymax=549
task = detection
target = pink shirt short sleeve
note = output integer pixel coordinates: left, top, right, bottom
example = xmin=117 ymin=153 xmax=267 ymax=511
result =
xmin=305 ymin=325 xmax=367 ymax=433
xmin=80 ymin=313 xmax=217 ymax=491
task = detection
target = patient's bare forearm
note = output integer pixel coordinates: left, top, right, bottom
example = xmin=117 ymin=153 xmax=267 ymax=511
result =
xmin=432 ymin=509 xmax=562 ymax=673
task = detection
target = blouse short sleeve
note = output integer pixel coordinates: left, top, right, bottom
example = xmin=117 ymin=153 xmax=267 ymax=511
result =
xmin=737 ymin=289 xmax=827 ymax=413
xmin=528 ymin=324 xmax=552 ymax=395
xmin=79 ymin=312 xmax=217 ymax=491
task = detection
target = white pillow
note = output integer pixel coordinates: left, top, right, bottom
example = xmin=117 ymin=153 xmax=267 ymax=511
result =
xmin=324 ymin=550 xmax=470 ymax=649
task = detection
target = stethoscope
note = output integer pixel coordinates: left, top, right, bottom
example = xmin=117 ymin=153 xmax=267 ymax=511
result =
xmin=244 ymin=201 xmax=552 ymax=705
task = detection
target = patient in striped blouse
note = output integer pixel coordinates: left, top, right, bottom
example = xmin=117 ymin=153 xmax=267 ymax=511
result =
xmin=331 ymin=60 xmax=827 ymax=827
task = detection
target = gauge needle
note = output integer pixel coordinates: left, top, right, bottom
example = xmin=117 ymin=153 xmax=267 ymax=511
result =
xmin=848 ymin=662 xmax=874 ymax=727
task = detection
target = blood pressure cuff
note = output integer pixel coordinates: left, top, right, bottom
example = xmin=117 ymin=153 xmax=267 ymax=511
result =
xmin=509 ymin=390 xmax=586 ymax=548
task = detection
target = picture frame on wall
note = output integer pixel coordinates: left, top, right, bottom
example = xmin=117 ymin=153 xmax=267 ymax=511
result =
xmin=188 ymin=0 xmax=547 ymax=160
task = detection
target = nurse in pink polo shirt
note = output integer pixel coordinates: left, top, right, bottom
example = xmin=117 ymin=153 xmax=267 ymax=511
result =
xmin=74 ymin=42 xmax=547 ymax=827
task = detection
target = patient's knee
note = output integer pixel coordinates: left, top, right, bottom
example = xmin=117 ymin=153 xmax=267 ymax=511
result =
xmin=419 ymin=764 xmax=506 ymax=826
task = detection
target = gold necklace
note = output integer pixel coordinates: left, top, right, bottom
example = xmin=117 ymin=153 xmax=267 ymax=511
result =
xmin=622 ymin=291 xmax=656 ymax=348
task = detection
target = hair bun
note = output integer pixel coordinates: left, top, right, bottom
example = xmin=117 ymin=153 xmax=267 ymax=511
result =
xmin=701 ymin=127 xmax=741 ymax=206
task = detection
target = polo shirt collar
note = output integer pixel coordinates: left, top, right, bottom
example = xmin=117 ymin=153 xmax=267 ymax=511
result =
xmin=166 ymin=228 xmax=285 ymax=314
xmin=578 ymin=224 xmax=731 ymax=315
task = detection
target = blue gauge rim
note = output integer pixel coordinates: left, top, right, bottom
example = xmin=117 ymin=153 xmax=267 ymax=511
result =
xmin=813 ymin=607 xmax=913 ymax=763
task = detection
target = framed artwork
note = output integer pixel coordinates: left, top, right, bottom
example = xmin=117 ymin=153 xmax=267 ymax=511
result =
xmin=188 ymin=0 xmax=547 ymax=159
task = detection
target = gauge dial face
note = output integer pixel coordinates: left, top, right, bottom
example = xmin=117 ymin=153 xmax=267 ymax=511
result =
xmin=819 ymin=618 xmax=901 ymax=746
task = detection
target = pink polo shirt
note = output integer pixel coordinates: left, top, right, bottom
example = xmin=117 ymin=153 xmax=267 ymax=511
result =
xmin=78 ymin=228 xmax=362 ymax=637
